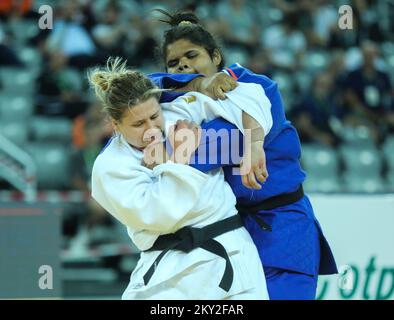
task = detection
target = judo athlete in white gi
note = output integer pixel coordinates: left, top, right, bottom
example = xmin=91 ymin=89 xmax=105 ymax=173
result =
xmin=88 ymin=58 xmax=273 ymax=300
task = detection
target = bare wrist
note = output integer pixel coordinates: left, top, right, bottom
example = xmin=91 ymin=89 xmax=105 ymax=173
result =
xmin=250 ymin=127 xmax=264 ymax=142
xmin=191 ymin=76 xmax=204 ymax=92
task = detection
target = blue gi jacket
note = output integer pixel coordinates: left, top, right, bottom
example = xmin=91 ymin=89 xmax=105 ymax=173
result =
xmin=149 ymin=64 xmax=337 ymax=276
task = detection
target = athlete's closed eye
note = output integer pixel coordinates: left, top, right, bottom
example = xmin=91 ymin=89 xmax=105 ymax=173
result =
xmin=167 ymin=59 xmax=178 ymax=68
xmin=151 ymin=113 xmax=159 ymax=120
xmin=186 ymin=51 xmax=198 ymax=59
xmin=132 ymin=121 xmax=144 ymax=128
xmin=167 ymin=51 xmax=198 ymax=68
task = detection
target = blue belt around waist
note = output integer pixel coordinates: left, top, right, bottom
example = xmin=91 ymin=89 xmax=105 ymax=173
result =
xmin=142 ymin=214 xmax=244 ymax=292
xmin=236 ymin=185 xmax=305 ymax=231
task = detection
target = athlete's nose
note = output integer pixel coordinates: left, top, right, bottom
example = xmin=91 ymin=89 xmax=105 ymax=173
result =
xmin=145 ymin=119 xmax=156 ymax=130
xmin=178 ymin=58 xmax=190 ymax=72
xmin=143 ymin=123 xmax=161 ymax=143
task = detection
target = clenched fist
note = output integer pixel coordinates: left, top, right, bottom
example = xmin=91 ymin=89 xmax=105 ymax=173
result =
xmin=168 ymin=119 xmax=202 ymax=165
xmin=197 ymin=72 xmax=238 ymax=100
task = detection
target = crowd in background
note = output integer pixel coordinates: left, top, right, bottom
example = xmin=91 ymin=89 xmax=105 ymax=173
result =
xmin=1 ymin=0 xmax=393 ymax=145
xmin=1 ymin=0 xmax=394 ymax=251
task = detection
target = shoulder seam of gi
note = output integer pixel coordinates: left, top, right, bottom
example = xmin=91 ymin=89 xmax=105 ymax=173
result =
xmin=225 ymin=67 xmax=238 ymax=80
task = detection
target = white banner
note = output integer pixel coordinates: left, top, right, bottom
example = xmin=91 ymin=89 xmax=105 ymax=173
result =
xmin=311 ymin=194 xmax=394 ymax=300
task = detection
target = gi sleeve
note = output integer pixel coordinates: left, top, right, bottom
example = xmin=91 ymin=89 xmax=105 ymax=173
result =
xmin=148 ymin=72 xmax=203 ymax=103
xmin=91 ymin=160 xmax=208 ymax=234
xmin=166 ymin=82 xmax=273 ymax=136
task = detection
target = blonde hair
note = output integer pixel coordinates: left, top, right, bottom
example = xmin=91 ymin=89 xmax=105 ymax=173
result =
xmin=88 ymin=57 xmax=165 ymax=121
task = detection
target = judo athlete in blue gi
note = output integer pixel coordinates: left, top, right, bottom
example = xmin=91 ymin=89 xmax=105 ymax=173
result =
xmin=148 ymin=10 xmax=338 ymax=300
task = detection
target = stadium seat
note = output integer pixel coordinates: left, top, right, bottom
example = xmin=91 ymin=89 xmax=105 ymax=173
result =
xmin=273 ymin=72 xmax=293 ymax=94
xmin=18 ymin=47 xmax=42 ymax=75
xmin=267 ymin=7 xmax=283 ymax=22
xmin=340 ymin=144 xmax=382 ymax=177
xmin=272 ymin=72 xmax=294 ymax=110
xmin=302 ymin=51 xmax=329 ymax=73
xmin=386 ymin=170 xmax=394 ymax=192
xmin=0 ymin=121 xmax=29 ymax=146
xmin=0 ymin=68 xmax=37 ymax=94
xmin=303 ymin=175 xmax=342 ymax=193
xmin=8 ymin=19 xmax=40 ymax=45
xmin=386 ymin=52 xmax=394 ymax=70
xmin=294 ymin=71 xmax=312 ymax=93
xmin=61 ymin=68 xmax=84 ymax=92
xmin=301 ymin=144 xmax=342 ymax=192
xmin=24 ymin=143 xmax=71 ymax=189
xmin=341 ymin=124 xmax=376 ymax=148
xmin=301 ymin=144 xmax=339 ymax=177
xmin=0 ymin=94 xmax=33 ymax=120
xmin=32 ymin=0 xmax=59 ymax=9
xmin=381 ymin=42 xmax=394 ymax=60
xmin=223 ymin=47 xmax=249 ymax=66
xmin=382 ymin=135 xmax=394 ymax=169
xmin=30 ymin=116 xmax=72 ymax=143
xmin=343 ymin=174 xmax=386 ymax=193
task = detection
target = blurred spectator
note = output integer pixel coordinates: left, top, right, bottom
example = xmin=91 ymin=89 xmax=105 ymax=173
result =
xmin=341 ymin=41 xmax=393 ymax=143
xmin=387 ymin=103 xmax=394 ymax=134
xmin=0 ymin=23 xmax=24 ymax=66
xmin=70 ymin=119 xmax=106 ymax=193
xmin=44 ymin=0 xmax=101 ymax=69
xmin=72 ymin=101 xmax=112 ymax=148
xmin=0 ymin=8 xmax=25 ymax=66
xmin=246 ymin=48 xmax=274 ymax=78
xmin=215 ymin=0 xmax=260 ymax=54
xmin=128 ymin=16 xmax=160 ymax=67
xmin=0 ymin=0 xmax=34 ymax=18
xmin=0 ymin=43 xmax=23 ymax=66
xmin=261 ymin=12 xmax=306 ymax=72
xmin=290 ymin=72 xmax=341 ymax=147
xmin=326 ymin=50 xmax=347 ymax=83
xmin=310 ymin=0 xmax=338 ymax=48
xmin=36 ymin=52 xmax=88 ymax=118
xmin=91 ymin=0 xmax=126 ymax=57
xmin=351 ymin=0 xmax=384 ymax=43
xmin=0 ymin=0 xmax=393 ymax=233
xmin=68 ymin=118 xmax=115 ymax=249
xmin=328 ymin=0 xmax=384 ymax=49
xmin=271 ymin=0 xmax=316 ymax=32
xmin=271 ymin=0 xmax=315 ymax=14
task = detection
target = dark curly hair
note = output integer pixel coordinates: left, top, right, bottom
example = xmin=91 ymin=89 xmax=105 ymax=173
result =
xmin=155 ymin=9 xmax=225 ymax=71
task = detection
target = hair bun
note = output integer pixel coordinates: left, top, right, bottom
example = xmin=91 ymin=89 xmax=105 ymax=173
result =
xmin=87 ymin=57 xmax=129 ymax=103
xmin=91 ymin=72 xmax=111 ymax=92
xmin=155 ymin=9 xmax=199 ymax=27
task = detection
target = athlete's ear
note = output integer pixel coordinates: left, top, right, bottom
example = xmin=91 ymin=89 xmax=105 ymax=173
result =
xmin=212 ymin=49 xmax=222 ymax=68
xmin=111 ymin=119 xmax=119 ymax=131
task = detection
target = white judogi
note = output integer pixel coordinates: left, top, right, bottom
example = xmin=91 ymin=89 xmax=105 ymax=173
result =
xmin=91 ymin=83 xmax=273 ymax=300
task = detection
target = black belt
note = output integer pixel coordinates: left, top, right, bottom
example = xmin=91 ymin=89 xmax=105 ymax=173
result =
xmin=236 ymin=185 xmax=305 ymax=232
xmin=143 ymin=214 xmax=243 ymax=292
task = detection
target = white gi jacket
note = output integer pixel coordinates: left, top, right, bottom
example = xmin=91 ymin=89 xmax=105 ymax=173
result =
xmin=91 ymin=82 xmax=273 ymax=299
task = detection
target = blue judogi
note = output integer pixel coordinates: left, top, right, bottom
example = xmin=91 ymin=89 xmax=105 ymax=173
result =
xmin=149 ymin=64 xmax=337 ymax=299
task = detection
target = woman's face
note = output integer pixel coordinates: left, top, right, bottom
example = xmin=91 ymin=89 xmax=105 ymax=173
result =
xmin=113 ymin=97 xmax=164 ymax=149
xmin=166 ymin=39 xmax=222 ymax=77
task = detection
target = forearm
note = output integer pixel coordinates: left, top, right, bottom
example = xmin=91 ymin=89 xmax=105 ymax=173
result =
xmin=242 ymin=112 xmax=265 ymax=143
xmin=176 ymin=77 xmax=204 ymax=93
